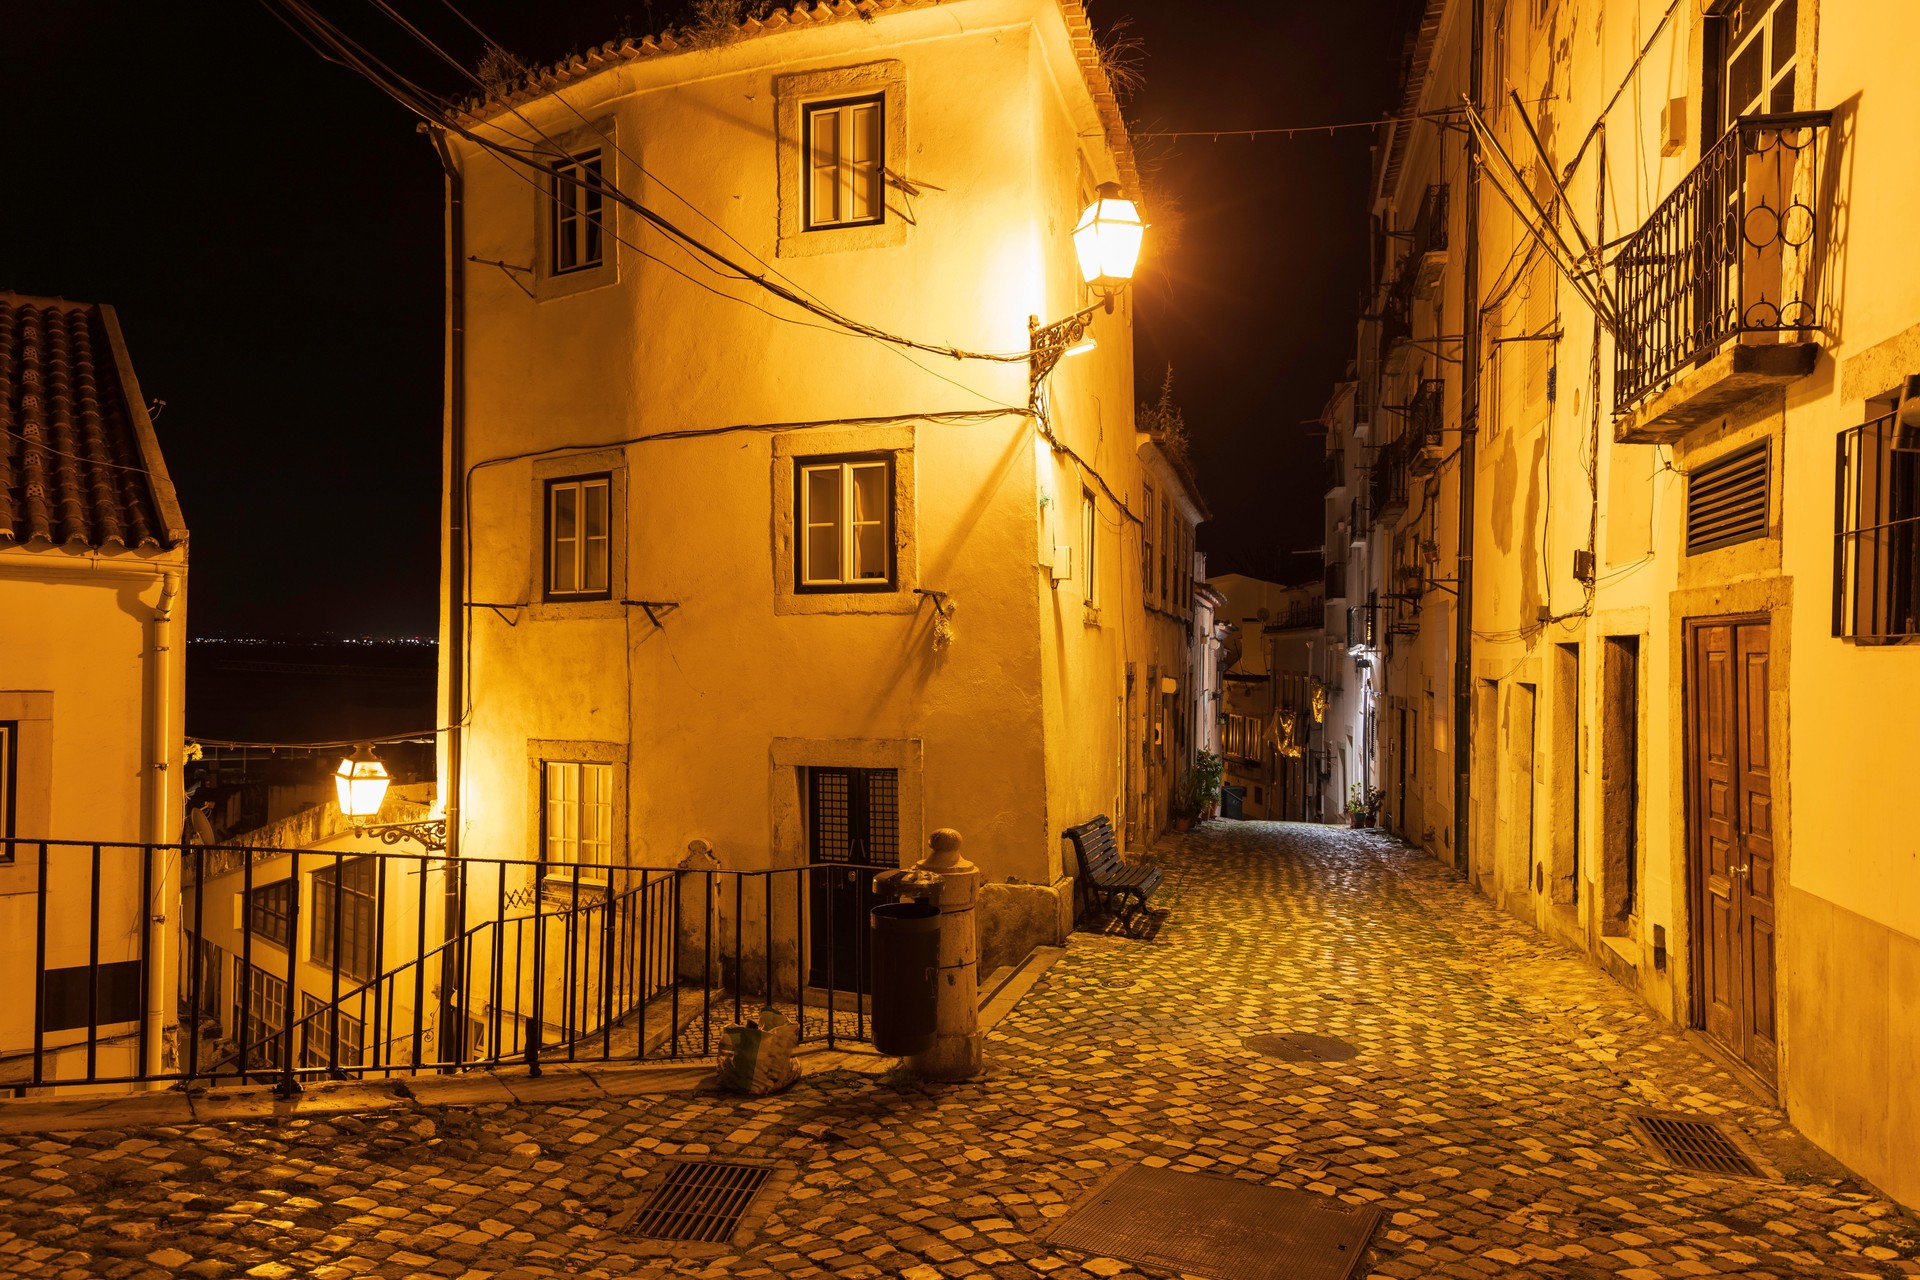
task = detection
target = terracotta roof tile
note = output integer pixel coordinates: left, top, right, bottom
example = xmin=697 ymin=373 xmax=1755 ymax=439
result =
xmin=0 ymin=293 xmax=184 ymax=553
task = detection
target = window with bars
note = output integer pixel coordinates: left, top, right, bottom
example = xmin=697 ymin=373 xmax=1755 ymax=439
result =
xmin=544 ymin=760 xmax=615 ymax=882
xmin=545 ymin=475 xmax=612 ymax=600
xmin=312 ymin=857 xmax=378 ymax=983
xmin=804 ymin=96 xmax=884 ymax=230
xmin=796 ymin=454 xmax=895 ymax=591
xmin=298 ymin=993 xmax=365 ymax=1069
xmin=1686 ymin=442 xmax=1770 ymax=554
xmin=807 ymin=767 xmax=900 ymax=866
xmin=550 ymin=149 xmax=606 ymax=274
xmin=1834 ymin=393 xmax=1920 ymax=641
xmin=248 ymin=880 xmax=294 ymax=949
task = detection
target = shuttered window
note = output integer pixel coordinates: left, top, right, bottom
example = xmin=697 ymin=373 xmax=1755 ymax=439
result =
xmin=804 ymin=96 xmax=884 ymax=230
xmin=1686 ymin=442 xmax=1770 ymax=554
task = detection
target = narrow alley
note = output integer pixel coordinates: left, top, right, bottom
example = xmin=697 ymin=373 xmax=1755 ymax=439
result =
xmin=3 ymin=822 xmax=1915 ymax=1280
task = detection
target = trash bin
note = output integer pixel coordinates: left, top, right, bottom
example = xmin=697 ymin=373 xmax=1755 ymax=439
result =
xmin=869 ymin=900 xmax=940 ymax=1056
xmin=1221 ymin=785 xmax=1246 ymax=820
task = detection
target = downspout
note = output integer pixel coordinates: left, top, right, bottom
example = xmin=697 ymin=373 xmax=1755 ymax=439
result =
xmin=146 ymin=567 xmax=182 ymax=1082
xmin=427 ymin=125 xmax=466 ymax=1047
xmin=1452 ymin=0 xmax=1485 ymax=875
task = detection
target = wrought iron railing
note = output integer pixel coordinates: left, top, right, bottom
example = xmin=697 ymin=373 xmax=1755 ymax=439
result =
xmin=1 ymin=839 xmax=875 ymax=1095
xmin=1834 ymin=408 xmax=1920 ymax=641
xmin=1324 ymin=560 xmax=1349 ymax=601
xmin=1407 ymin=378 xmax=1444 ymax=451
xmin=1370 ymin=436 xmax=1410 ymax=519
xmin=1323 ymin=450 xmax=1345 ymax=494
xmin=1613 ymin=111 xmax=1831 ymax=414
xmin=1411 ymin=182 xmax=1449 ymax=264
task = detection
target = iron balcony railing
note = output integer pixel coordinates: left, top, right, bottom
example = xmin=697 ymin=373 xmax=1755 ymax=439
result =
xmin=1265 ymin=604 xmax=1322 ymax=632
xmin=1370 ymin=436 xmax=1410 ymax=520
xmin=1410 ymin=182 xmax=1449 ymax=264
xmin=1323 ymin=451 xmax=1345 ymax=494
xmin=1324 ymin=559 xmax=1349 ymax=601
xmin=1613 ymin=111 xmax=1831 ymax=415
xmin=1407 ymin=378 xmax=1444 ymax=453
xmin=2 ymin=838 xmax=877 ymax=1095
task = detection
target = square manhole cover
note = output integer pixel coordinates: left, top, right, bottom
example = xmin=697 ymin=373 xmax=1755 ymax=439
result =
xmin=1628 ymin=1111 xmax=1771 ymax=1179
xmin=1045 ymin=1164 xmax=1380 ymax=1280
xmin=616 ymin=1158 xmax=779 ymax=1245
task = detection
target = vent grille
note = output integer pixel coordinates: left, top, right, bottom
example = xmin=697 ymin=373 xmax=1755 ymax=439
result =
xmin=623 ymin=1159 xmax=775 ymax=1243
xmin=1628 ymin=1111 xmax=1765 ymax=1178
xmin=1687 ymin=442 xmax=1770 ymax=554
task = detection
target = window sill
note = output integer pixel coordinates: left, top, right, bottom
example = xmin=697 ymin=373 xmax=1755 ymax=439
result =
xmin=776 ymin=587 xmax=920 ymax=617
xmin=526 ymin=599 xmax=626 ymax=624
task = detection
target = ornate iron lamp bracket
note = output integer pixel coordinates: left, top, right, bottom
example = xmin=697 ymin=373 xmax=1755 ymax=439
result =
xmin=1028 ymin=297 xmax=1112 ymax=406
xmin=353 ymin=819 xmax=449 ymax=851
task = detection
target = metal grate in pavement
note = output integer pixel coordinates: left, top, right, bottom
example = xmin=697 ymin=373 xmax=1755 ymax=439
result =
xmin=1046 ymin=1164 xmax=1380 ymax=1280
xmin=1241 ymin=1033 xmax=1358 ymax=1063
xmin=621 ymin=1158 xmax=776 ymax=1243
xmin=1628 ymin=1111 xmax=1766 ymax=1179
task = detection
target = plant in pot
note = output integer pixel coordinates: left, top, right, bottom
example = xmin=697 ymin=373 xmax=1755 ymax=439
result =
xmin=1346 ymin=783 xmax=1384 ymax=828
xmin=1184 ymin=750 xmax=1225 ymax=821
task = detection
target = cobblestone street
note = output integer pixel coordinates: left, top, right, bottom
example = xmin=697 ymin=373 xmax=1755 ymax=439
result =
xmin=3 ymin=820 xmax=1917 ymax=1280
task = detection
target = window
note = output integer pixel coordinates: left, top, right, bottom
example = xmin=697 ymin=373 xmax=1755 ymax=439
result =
xmin=248 ymin=880 xmax=294 ymax=949
xmin=545 ymin=475 xmax=611 ymax=600
xmin=1835 ymin=391 xmax=1920 ymax=641
xmin=796 ymin=455 xmax=895 ymax=591
xmin=1710 ymin=0 xmax=1797 ymax=137
xmin=1159 ymin=498 xmax=1170 ymax=607
xmin=0 ymin=720 xmax=13 ymax=865
xmin=1142 ymin=483 xmax=1155 ymax=597
xmin=550 ymin=149 xmax=606 ymax=274
xmin=1224 ymin=713 xmax=1264 ymax=762
xmin=312 ymin=857 xmax=378 ymax=983
xmin=804 ymin=96 xmax=884 ymax=230
xmin=241 ymin=966 xmax=288 ymax=1070
xmin=1081 ymin=488 xmax=1098 ymax=605
xmin=299 ymin=993 xmax=364 ymax=1069
xmin=545 ymin=761 xmax=615 ymax=882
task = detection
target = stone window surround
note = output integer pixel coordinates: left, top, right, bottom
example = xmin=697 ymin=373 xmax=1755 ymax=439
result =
xmin=526 ymin=738 xmax=629 ymax=872
xmin=533 ymin=116 xmax=620 ymax=301
xmin=527 ymin=449 xmax=629 ymax=622
xmin=774 ymin=61 xmax=908 ymax=259
xmin=771 ymin=424 xmax=918 ymax=615
xmin=0 ymin=692 xmax=50 ymax=894
xmin=768 ymin=737 xmax=924 ymax=874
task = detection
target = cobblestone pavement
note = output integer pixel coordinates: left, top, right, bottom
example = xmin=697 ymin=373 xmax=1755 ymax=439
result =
xmin=4 ymin=821 xmax=1918 ymax=1280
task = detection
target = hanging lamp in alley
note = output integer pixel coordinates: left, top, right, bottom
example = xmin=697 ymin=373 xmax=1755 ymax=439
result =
xmin=1072 ymin=182 xmax=1145 ymax=292
xmin=334 ymin=742 xmax=391 ymax=820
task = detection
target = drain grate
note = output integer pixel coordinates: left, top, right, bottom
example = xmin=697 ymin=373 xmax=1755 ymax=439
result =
xmin=1242 ymin=1033 xmax=1358 ymax=1063
xmin=622 ymin=1159 xmax=776 ymax=1243
xmin=1047 ymin=1164 xmax=1379 ymax=1280
xmin=1628 ymin=1111 xmax=1765 ymax=1179
xmin=1282 ymin=1153 xmax=1330 ymax=1172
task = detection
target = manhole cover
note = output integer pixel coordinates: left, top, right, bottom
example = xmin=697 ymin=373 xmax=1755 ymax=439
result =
xmin=1628 ymin=1111 xmax=1768 ymax=1179
xmin=619 ymin=1158 xmax=776 ymax=1243
xmin=1242 ymin=1033 xmax=1358 ymax=1062
xmin=1046 ymin=1164 xmax=1380 ymax=1280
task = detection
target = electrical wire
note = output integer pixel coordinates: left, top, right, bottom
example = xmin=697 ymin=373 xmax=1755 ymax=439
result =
xmin=190 ymin=728 xmax=449 ymax=750
xmin=0 ymin=424 xmax=153 ymax=476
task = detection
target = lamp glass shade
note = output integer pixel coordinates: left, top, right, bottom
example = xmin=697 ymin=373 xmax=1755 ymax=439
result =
xmin=334 ymin=745 xmax=391 ymax=820
xmin=1071 ymin=183 xmax=1144 ymax=288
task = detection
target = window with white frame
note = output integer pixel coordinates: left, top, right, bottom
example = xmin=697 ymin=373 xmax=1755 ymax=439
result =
xmin=796 ymin=454 xmax=895 ymax=591
xmin=1711 ymin=0 xmax=1798 ymax=136
xmin=241 ymin=966 xmax=288 ymax=1070
xmin=550 ymin=149 xmax=606 ymax=274
xmin=804 ymin=96 xmax=884 ymax=230
xmin=1082 ymin=488 xmax=1099 ymax=605
xmin=545 ymin=475 xmax=611 ymax=600
xmin=312 ymin=857 xmax=378 ymax=983
xmin=544 ymin=760 xmax=615 ymax=882
xmin=298 ymin=992 xmax=365 ymax=1069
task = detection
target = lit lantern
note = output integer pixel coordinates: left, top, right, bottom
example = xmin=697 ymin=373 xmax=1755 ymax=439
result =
xmin=334 ymin=743 xmax=391 ymax=820
xmin=1071 ymin=182 xmax=1145 ymax=291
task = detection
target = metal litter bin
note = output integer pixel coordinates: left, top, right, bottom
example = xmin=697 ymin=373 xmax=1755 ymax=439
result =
xmin=1221 ymin=784 xmax=1246 ymax=820
xmin=868 ymin=900 xmax=940 ymax=1056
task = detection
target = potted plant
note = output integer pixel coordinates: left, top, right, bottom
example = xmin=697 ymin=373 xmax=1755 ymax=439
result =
xmin=1182 ymin=750 xmax=1225 ymax=823
xmin=1346 ymin=783 xmax=1384 ymax=828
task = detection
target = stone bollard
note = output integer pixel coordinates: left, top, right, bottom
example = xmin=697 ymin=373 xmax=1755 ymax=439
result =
xmin=907 ymin=828 xmax=984 ymax=1080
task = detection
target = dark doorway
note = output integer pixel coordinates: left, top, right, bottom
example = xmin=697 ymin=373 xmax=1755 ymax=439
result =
xmin=1687 ymin=617 xmax=1778 ymax=1087
xmin=806 ymin=766 xmax=900 ymax=992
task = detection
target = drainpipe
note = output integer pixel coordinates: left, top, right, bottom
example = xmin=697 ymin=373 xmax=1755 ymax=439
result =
xmin=1452 ymin=0 xmax=1486 ymax=875
xmin=427 ymin=125 xmax=466 ymax=1051
xmin=145 ymin=567 xmax=182 ymax=1083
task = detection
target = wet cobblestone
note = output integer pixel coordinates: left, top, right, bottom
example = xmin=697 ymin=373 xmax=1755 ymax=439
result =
xmin=2 ymin=821 xmax=1917 ymax=1278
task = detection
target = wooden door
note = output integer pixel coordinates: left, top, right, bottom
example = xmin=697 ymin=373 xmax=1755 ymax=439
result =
xmin=1688 ymin=619 xmax=1778 ymax=1086
xmin=807 ymin=767 xmax=899 ymax=993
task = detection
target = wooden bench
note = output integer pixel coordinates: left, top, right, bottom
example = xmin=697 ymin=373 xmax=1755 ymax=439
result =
xmin=1063 ymin=815 xmax=1162 ymax=931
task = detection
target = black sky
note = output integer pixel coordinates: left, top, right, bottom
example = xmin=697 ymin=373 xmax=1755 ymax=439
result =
xmin=5 ymin=2 xmax=1416 ymax=636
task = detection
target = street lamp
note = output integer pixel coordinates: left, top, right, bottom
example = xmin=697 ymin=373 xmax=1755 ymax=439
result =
xmin=334 ymin=742 xmax=447 ymax=850
xmin=1029 ymin=181 xmax=1144 ymax=402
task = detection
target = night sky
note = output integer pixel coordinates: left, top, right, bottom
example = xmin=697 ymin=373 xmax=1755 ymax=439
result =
xmin=6 ymin=2 xmax=1416 ymax=637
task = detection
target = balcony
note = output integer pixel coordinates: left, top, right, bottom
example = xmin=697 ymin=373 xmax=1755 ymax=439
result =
xmin=1408 ymin=182 xmax=1449 ymax=296
xmin=1613 ymin=112 xmax=1831 ymax=442
xmin=1323 ymin=451 xmax=1346 ymax=494
xmin=1324 ymin=559 xmax=1349 ymax=602
xmin=1369 ymin=436 xmax=1409 ymax=521
xmin=1403 ymin=378 xmax=1445 ymax=475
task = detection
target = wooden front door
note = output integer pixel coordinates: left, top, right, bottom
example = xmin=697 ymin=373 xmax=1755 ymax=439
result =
xmin=806 ymin=767 xmax=899 ymax=993
xmin=1687 ymin=618 xmax=1779 ymax=1086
